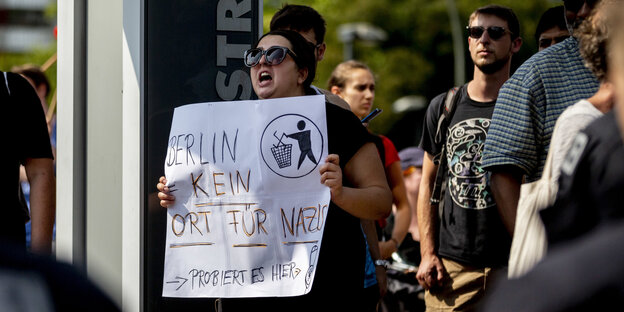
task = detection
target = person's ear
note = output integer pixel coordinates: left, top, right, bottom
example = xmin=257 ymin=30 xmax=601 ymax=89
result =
xmin=330 ymin=85 xmax=342 ymax=96
xmin=297 ymin=67 xmax=309 ymax=86
xmin=467 ymin=36 xmax=476 ymax=52
xmin=511 ymin=36 xmax=523 ymax=54
xmin=316 ymin=42 xmax=326 ymax=61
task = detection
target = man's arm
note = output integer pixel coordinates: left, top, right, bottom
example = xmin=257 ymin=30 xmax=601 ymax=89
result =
xmin=489 ymin=166 xmax=523 ymax=236
xmin=25 ymin=158 xmax=55 ymax=254
xmin=415 ymin=152 xmax=445 ymax=289
xmin=480 ymin=64 xmax=540 ymax=235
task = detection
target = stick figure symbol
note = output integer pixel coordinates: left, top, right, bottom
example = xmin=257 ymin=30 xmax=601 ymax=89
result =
xmin=305 ymin=245 xmax=319 ymax=289
xmin=285 ymin=120 xmax=318 ymax=170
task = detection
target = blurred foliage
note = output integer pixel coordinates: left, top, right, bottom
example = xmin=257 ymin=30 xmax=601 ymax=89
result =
xmin=0 ymin=2 xmax=57 ymax=106
xmin=0 ymin=1 xmax=557 ymax=136
xmin=264 ymin=0 xmax=555 ymax=135
xmin=0 ymin=47 xmax=57 ymax=103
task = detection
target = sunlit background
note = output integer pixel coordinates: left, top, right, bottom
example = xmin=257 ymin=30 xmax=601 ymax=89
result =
xmin=0 ymin=0 xmax=558 ymax=147
xmin=263 ymin=0 xmax=556 ymax=149
xmin=0 ymin=0 xmax=57 ymax=101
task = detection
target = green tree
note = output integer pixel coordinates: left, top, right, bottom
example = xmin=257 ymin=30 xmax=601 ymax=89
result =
xmin=0 ymin=2 xmax=57 ymax=106
xmin=264 ymin=0 xmax=554 ymax=142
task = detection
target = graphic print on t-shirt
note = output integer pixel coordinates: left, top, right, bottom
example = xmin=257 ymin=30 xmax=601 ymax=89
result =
xmin=445 ymin=118 xmax=494 ymax=209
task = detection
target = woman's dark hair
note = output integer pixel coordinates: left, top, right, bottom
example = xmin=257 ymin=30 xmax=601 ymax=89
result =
xmin=11 ymin=64 xmax=50 ymax=97
xmin=253 ymin=29 xmax=317 ymax=90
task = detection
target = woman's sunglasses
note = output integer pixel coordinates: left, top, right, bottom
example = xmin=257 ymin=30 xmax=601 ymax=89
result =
xmin=466 ymin=26 xmax=512 ymax=40
xmin=244 ymin=46 xmax=297 ymax=67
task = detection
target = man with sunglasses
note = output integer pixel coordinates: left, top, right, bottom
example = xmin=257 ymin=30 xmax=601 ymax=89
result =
xmin=269 ymin=4 xmax=351 ymax=111
xmin=416 ymin=5 xmax=521 ymax=311
xmin=481 ymin=0 xmax=600 ymax=238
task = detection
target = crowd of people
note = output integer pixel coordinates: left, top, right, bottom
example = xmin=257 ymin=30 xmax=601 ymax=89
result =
xmin=157 ymin=1 xmax=624 ymax=311
xmin=2 ymin=59 xmax=119 ymax=310
xmin=155 ymin=1 xmax=624 ymax=311
xmin=5 ymin=0 xmax=624 ymax=311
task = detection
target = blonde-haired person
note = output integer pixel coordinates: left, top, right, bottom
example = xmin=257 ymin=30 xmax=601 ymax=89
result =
xmin=158 ymin=30 xmax=391 ymax=311
xmin=541 ymin=0 xmax=623 ymax=249
xmin=483 ymin=7 xmax=624 ymax=311
xmin=508 ymin=0 xmax=618 ymax=280
xmin=546 ymin=0 xmax=616 ymax=195
xmin=328 ymin=60 xmax=412 ymax=308
xmin=610 ymin=5 xmax=624 ymax=138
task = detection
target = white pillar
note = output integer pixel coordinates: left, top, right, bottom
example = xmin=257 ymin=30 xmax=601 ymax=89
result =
xmin=85 ymin=0 xmax=123 ymax=306
xmin=122 ymin=0 xmax=143 ymax=311
xmin=56 ymin=0 xmax=87 ymax=268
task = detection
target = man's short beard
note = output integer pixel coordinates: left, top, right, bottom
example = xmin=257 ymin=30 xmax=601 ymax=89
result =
xmin=476 ymin=56 xmax=509 ymax=74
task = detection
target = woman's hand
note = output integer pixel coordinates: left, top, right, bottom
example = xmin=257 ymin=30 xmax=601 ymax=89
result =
xmin=157 ymin=176 xmax=176 ymax=208
xmin=319 ymin=154 xmax=343 ymax=201
xmin=379 ymin=240 xmax=399 ymax=260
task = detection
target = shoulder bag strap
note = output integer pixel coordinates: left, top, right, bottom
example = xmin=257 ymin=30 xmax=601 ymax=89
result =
xmin=539 ymin=118 xmax=564 ymax=205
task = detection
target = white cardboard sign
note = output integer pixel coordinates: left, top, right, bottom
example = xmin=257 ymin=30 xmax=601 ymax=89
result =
xmin=162 ymin=95 xmax=329 ymax=298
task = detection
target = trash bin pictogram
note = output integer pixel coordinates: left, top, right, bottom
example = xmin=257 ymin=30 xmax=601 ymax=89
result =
xmin=271 ymin=132 xmax=292 ymax=168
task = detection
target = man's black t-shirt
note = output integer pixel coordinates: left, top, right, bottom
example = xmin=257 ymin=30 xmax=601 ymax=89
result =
xmin=420 ymin=85 xmax=510 ymax=268
xmin=1 ymin=72 xmax=53 ymax=243
xmin=541 ymin=111 xmax=624 ymax=247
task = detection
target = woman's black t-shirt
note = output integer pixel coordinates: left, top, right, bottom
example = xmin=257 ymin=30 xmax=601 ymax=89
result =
xmin=222 ymin=100 xmax=372 ymax=310
xmin=309 ymin=101 xmax=371 ymax=296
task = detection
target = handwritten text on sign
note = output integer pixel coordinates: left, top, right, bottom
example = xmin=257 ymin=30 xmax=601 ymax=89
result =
xmin=162 ymin=95 xmax=329 ymax=298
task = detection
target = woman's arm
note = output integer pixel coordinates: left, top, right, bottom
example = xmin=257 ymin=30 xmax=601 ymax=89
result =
xmin=379 ymin=161 xmax=411 ymax=259
xmin=361 ymin=219 xmax=387 ymax=297
xmin=320 ymin=142 xmax=392 ymax=220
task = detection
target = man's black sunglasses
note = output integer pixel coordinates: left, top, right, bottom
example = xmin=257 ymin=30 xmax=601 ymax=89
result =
xmin=466 ymin=26 xmax=512 ymax=40
xmin=244 ymin=46 xmax=297 ymax=67
xmin=563 ymin=0 xmax=599 ymax=13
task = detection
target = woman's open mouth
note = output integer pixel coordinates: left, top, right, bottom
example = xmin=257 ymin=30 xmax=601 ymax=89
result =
xmin=258 ymin=71 xmax=273 ymax=86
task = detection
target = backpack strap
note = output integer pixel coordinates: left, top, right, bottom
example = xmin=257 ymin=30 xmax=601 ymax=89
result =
xmin=3 ymin=72 xmax=10 ymax=96
xmin=434 ymin=87 xmax=460 ymax=145
xmin=430 ymin=86 xmax=461 ymax=205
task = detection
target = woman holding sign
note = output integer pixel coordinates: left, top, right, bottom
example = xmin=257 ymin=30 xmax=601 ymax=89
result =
xmin=158 ymin=30 xmax=392 ymax=311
